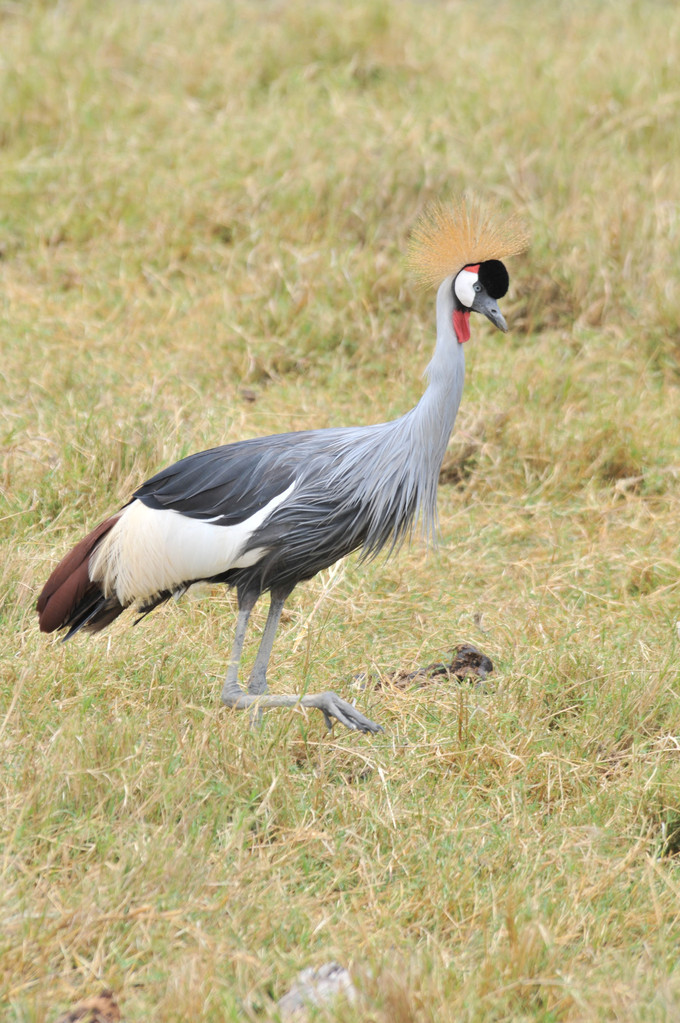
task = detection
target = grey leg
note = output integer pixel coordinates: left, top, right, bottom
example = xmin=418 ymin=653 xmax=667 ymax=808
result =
xmin=220 ymin=588 xmax=382 ymax=735
xmin=247 ymin=592 xmax=288 ymax=697
xmin=220 ymin=589 xmax=258 ymax=706
xmin=246 ymin=590 xmax=287 ymax=727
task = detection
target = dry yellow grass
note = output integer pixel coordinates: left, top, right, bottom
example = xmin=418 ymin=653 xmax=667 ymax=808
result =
xmin=2 ymin=0 xmax=680 ymax=1020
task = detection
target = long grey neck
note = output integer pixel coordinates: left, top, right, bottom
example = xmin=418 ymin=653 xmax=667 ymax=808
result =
xmin=396 ymin=275 xmax=465 ymax=541
xmin=422 ymin=274 xmax=465 ymax=433
xmin=411 ymin=275 xmax=465 ymax=460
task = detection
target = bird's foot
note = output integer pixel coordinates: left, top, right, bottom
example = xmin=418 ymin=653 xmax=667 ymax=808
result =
xmin=220 ymin=680 xmax=381 ymax=734
xmin=306 ymin=691 xmax=383 ymax=734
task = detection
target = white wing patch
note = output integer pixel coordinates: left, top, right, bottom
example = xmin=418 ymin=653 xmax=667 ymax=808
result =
xmin=89 ymin=482 xmax=295 ymax=605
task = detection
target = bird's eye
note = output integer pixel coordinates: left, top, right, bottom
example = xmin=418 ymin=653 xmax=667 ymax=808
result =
xmin=474 ymin=283 xmax=482 ymax=293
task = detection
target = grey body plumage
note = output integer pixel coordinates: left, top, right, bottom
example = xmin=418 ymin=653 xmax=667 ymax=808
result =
xmin=37 ymin=199 xmax=526 ymax=734
xmin=136 ymin=323 xmax=463 ymax=598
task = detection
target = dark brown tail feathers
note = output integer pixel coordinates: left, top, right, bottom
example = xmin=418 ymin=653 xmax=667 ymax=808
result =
xmin=37 ymin=515 xmax=123 ymax=637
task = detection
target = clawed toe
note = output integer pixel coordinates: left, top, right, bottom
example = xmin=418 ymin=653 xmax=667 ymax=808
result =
xmin=316 ymin=692 xmax=383 ymax=734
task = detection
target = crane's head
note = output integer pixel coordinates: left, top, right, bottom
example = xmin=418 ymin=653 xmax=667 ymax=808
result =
xmin=408 ymin=196 xmax=529 ymax=344
xmin=451 ymin=259 xmax=508 ymax=343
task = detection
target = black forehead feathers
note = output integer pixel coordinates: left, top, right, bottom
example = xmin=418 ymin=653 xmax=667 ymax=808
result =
xmin=477 ymin=259 xmax=509 ymax=300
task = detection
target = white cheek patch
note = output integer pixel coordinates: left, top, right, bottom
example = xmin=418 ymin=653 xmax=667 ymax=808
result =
xmin=454 ymin=269 xmax=478 ymax=309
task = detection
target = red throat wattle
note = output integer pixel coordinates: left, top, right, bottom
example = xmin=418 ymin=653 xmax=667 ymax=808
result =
xmin=453 ymin=309 xmax=470 ymax=343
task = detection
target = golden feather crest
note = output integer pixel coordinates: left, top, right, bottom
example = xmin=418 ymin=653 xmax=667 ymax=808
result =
xmin=408 ymin=195 xmax=530 ymax=288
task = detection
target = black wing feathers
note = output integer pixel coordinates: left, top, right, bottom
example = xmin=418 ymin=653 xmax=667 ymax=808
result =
xmin=133 ymin=434 xmax=310 ymax=525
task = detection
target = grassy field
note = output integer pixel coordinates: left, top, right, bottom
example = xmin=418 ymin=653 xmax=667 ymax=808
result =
xmin=2 ymin=0 xmax=680 ymax=1019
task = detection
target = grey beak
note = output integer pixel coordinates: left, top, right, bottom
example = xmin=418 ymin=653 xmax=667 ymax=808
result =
xmin=470 ymin=289 xmax=508 ymax=333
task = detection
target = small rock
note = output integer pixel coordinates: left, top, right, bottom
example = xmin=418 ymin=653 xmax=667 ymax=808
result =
xmin=277 ymin=961 xmax=357 ymax=1019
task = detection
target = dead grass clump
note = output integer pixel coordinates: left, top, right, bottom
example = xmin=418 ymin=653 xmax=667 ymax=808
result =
xmin=577 ymin=424 xmax=644 ymax=486
xmin=439 ymin=410 xmax=508 ymax=488
xmin=659 ymin=814 xmax=680 ymax=859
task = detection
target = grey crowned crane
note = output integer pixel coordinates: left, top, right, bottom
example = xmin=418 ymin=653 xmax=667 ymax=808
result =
xmin=37 ymin=198 xmax=528 ymax=734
